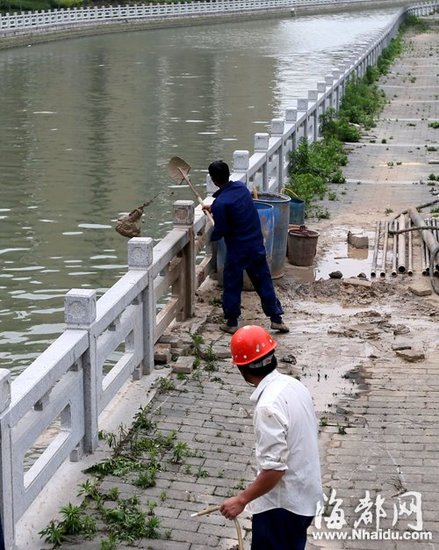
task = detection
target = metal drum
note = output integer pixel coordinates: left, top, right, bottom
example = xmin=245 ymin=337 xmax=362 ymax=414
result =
xmin=255 ymin=192 xmax=291 ymax=278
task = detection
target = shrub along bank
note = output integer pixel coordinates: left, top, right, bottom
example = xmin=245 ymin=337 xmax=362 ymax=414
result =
xmin=284 ymin=15 xmax=427 ymax=218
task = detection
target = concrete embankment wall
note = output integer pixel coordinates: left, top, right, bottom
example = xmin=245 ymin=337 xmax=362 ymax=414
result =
xmin=0 ymin=0 xmax=411 ymax=50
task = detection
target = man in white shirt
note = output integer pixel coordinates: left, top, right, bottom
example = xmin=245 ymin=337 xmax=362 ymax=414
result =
xmin=220 ymin=325 xmax=322 ymax=550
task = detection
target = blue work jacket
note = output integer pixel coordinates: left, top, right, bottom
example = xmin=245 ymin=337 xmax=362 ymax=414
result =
xmin=210 ymin=180 xmax=265 ymax=255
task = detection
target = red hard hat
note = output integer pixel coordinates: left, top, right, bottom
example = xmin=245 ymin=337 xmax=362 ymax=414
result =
xmin=231 ymin=325 xmax=277 ymax=366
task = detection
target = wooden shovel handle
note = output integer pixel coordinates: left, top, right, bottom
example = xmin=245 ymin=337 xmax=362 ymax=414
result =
xmin=177 ymin=167 xmax=214 ymax=226
xmin=191 ymin=504 xmax=220 ymax=517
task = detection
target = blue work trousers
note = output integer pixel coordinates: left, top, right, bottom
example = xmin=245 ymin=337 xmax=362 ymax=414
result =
xmin=0 ymin=517 xmax=4 ymax=550
xmin=251 ymin=508 xmax=314 ymax=550
xmin=223 ymin=251 xmax=283 ymax=322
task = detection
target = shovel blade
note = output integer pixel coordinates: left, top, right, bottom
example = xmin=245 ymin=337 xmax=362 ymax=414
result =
xmin=168 ymin=156 xmax=192 ymax=185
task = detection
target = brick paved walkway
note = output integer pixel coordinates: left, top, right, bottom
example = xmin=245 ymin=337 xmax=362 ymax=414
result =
xmin=308 ymin=19 xmax=439 ymax=550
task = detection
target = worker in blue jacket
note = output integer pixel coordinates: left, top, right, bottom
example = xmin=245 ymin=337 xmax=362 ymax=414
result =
xmin=203 ymin=160 xmax=289 ymax=335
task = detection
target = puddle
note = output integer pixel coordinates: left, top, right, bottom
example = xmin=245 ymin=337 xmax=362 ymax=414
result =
xmin=317 ymin=228 xmax=374 ymax=279
xmin=276 ymin=314 xmax=372 ymax=414
xmin=287 ymin=227 xmax=375 ymax=281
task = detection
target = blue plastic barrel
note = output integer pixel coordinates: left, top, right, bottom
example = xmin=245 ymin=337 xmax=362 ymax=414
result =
xmin=255 ymin=201 xmax=274 ymax=269
xmin=215 ymin=201 xmax=274 ymax=288
xmin=255 ymin=192 xmax=291 ymax=278
xmin=289 ymin=197 xmax=305 ymax=225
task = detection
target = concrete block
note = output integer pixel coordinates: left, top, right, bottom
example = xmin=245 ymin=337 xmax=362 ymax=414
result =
xmin=154 ymin=344 xmax=171 ymax=364
xmin=408 ymin=285 xmax=432 ymax=297
xmin=347 ymin=231 xmax=369 ymax=249
xmin=172 ymin=356 xmax=194 ymax=374
xmin=158 ymin=334 xmax=183 ymax=348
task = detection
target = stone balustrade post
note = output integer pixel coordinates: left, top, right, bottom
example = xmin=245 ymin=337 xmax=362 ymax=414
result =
xmin=297 ymin=98 xmax=308 ymax=112
xmin=232 ymin=150 xmax=249 ymax=185
xmin=128 ymin=237 xmax=154 ymax=376
xmin=285 ymin=108 xmax=297 ymax=123
xmin=316 ymin=81 xmax=327 ymax=134
xmin=297 ymin=98 xmax=308 ymax=143
xmin=325 ymin=75 xmax=334 ymax=87
xmin=331 ymin=68 xmax=341 ymax=81
xmin=324 ymin=75 xmax=334 ymax=111
xmin=271 ymin=118 xmax=285 ymax=189
xmin=0 ymin=369 xmax=13 ymax=550
xmin=173 ymin=201 xmax=195 ymax=321
xmin=307 ymin=91 xmax=318 ymax=143
xmin=308 ymin=89 xmax=318 ymax=102
xmin=285 ymin=108 xmax=297 ymax=154
xmin=206 ymin=173 xmax=216 ymax=195
xmin=317 ymin=81 xmax=326 ymax=94
xmin=332 ymin=69 xmax=342 ymax=109
xmin=254 ymin=132 xmax=269 ymax=151
xmin=254 ymin=133 xmax=269 ymax=190
xmin=64 ymin=289 xmax=98 ymax=454
xmin=0 ymin=371 xmax=11 ymax=414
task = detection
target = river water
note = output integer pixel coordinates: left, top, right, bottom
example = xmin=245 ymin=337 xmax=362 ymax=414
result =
xmin=0 ymin=8 xmax=400 ymax=374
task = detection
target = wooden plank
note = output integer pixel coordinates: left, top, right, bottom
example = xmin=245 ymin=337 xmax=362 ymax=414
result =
xmin=155 ymin=298 xmax=179 ymax=341
xmin=196 ymin=256 xmax=214 ymax=288
xmin=154 ymin=257 xmax=182 ymax=300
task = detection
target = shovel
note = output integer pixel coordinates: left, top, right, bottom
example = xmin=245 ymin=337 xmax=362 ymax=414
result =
xmin=168 ymin=156 xmax=214 ymax=225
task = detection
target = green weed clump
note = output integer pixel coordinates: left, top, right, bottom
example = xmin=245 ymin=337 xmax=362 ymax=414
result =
xmin=320 ymin=109 xmax=361 ymax=143
xmin=285 ymin=134 xmax=349 ymax=214
xmin=39 ymin=504 xmax=96 ymax=547
xmin=377 ymin=37 xmax=403 ymax=75
xmin=338 ymin=76 xmax=385 ymax=129
xmin=284 ymin=15 xmax=422 ymax=217
xmin=40 ymin=405 xmax=192 ymax=547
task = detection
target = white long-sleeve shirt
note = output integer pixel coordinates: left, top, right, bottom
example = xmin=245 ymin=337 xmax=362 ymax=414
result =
xmin=248 ymin=369 xmax=323 ymax=517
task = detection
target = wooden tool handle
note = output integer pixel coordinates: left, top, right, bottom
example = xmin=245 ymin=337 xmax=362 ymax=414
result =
xmin=177 ymin=168 xmax=214 ymax=226
xmin=191 ymin=504 xmax=220 ymax=517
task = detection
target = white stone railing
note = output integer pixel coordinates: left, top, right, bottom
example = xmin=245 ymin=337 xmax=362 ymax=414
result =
xmin=0 ymin=0 xmax=314 ymax=34
xmin=0 ymin=0 xmax=426 ymax=35
xmin=0 ymin=2 xmax=438 ymax=548
xmin=221 ymin=2 xmax=438 ymax=191
xmin=0 ymin=201 xmax=212 ymax=548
